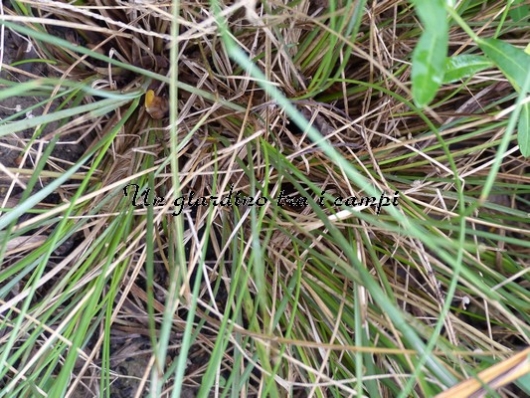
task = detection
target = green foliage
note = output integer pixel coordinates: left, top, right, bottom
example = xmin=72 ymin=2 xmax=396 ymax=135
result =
xmin=410 ymin=0 xmax=448 ymax=107
xmin=2 ymin=0 xmax=530 ymax=397
xmin=479 ymin=39 xmax=530 ymax=157
xmin=479 ymin=39 xmax=530 ymax=91
xmin=508 ymin=0 xmax=530 ymax=22
xmin=443 ymin=55 xmax=493 ymax=83
xmin=409 ymin=4 xmax=530 ymax=157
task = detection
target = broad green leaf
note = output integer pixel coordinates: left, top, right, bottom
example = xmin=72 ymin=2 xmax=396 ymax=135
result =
xmin=443 ymin=55 xmax=493 ymax=83
xmin=509 ymin=0 xmax=529 ymax=22
xmin=478 ymin=38 xmax=530 ymax=158
xmin=518 ymin=103 xmax=530 ymax=157
xmin=479 ymin=38 xmax=530 ymax=92
xmin=412 ymin=30 xmax=448 ymax=107
xmin=410 ymin=0 xmax=448 ymax=107
xmin=411 ymin=0 xmax=446 ymax=29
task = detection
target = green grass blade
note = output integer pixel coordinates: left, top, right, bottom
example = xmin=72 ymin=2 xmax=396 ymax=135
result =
xmin=0 ymin=98 xmax=132 ymax=137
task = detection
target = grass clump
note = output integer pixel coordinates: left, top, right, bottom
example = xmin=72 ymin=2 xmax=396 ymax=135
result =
xmin=1 ymin=0 xmax=529 ymax=397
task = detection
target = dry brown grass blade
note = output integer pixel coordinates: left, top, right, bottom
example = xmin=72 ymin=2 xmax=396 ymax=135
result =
xmin=435 ymin=347 xmax=530 ymax=398
xmin=5 ymin=235 xmax=47 ymax=254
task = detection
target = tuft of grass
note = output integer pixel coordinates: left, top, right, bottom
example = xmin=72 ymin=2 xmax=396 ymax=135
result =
xmin=1 ymin=0 xmax=530 ymax=397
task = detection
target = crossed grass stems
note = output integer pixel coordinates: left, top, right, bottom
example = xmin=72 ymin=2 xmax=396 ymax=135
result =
xmin=0 ymin=0 xmax=529 ymax=397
